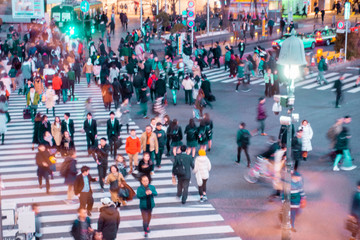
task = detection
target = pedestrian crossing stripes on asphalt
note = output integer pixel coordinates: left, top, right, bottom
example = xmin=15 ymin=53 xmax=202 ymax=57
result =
xmin=195 ymin=67 xmax=360 ymax=93
xmin=1 ymin=80 xmax=241 ymax=239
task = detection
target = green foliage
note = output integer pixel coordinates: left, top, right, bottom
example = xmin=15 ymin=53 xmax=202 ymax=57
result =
xmin=334 ymin=32 xmax=360 ymax=59
xmin=171 ymin=23 xmax=186 ymax=34
xmin=155 ymin=12 xmax=170 ymax=28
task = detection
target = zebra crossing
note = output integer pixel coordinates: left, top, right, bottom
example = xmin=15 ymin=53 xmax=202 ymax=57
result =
xmin=198 ymin=67 xmax=360 ymax=94
xmin=1 ymin=80 xmax=241 ymax=239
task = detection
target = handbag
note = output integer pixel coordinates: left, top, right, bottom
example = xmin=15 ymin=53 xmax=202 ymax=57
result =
xmin=110 ymin=179 xmax=119 ymax=192
xmin=23 ymin=107 xmax=31 ymax=119
xmin=118 ymin=187 xmax=129 ymax=198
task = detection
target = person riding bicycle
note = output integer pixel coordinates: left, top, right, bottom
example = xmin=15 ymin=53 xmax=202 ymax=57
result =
xmin=258 ymin=136 xmax=280 ymax=161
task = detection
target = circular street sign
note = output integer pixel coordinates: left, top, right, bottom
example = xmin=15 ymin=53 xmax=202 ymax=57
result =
xmin=187 ymin=11 xmax=194 ymax=17
xmin=188 ymin=0 xmax=195 ymax=8
xmin=80 ymin=1 xmax=90 ymax=13
xmin=337 ymin=21 xmax=344 ymax=29
xmin=187 ymin=20 xmax=194 ymax=28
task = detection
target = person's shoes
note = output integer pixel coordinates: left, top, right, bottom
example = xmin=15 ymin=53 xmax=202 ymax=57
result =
xmin=242 ymin=88 xmax=252 ymax=92
xmin=143 ymin=116 xmax=149 ymax=119
xmin=235 ymin=90 xmax=238 ymax=92
xmin=208 ymin=148 xmax=211 ymax=152
xmin=336 ymin=105 xmax=341 ymax=108
xmin=333 ymin=165 xmax=340 ymax=171
xmin=203 ymin=195 xmax=207 ymax=201
xmin=247 ymin=164 xmax=250 ymax=168
xmin=181 ymin=201 xmax=186 ymax=204
xmin=150 ymin=171 xmax=155 ymax=175
xmin=46 ymin=189 xmax=50 ymax=194
xmin=291 ymin=228 xmax=297 ymax=232
xmin=166 ymin=153 xmax=171 ymax=156
xmin=176 ymin=195 xmax=181 ymax=201
xmin=303 ymin=157 xmax=307 ymax=161
xmin=39 ymin=185 xmax=42 ymax=189
xmin=235 ymin=161 xmax=240 ymax=165
xmin=146 ymin=227 xmax=151 ymax=233
xmin=353 ymin=84 xmax=358 ymax=88
xmin=200 ymin=197 xmax=204 ymax=203
xmin=341 ymin=165 xmax=357 ymax=171
xmin=144 ymin=232 xmax=148 ymax=238
xmin=87 ymin=211 xmax=92 ymax=216
xmin=261 ymin=133 xmax=268 ymax=136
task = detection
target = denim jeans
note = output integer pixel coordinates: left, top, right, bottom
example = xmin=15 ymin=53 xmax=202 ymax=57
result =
xmin=86 ymin=73 xmax=92 ymax=85
xmin=171 ymin=89 xmax=177 ymax=104
xmin=62 ymin=89 xmax=68 ymax=103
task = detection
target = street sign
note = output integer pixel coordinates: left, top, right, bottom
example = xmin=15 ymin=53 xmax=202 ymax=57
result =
xmin=80 ymin=0 xmax=90 ymax=13
xmin=337 ymin=21 xmax=345 ymax=29
xmin=178 ymin=35 xmax=183 ymax=55
xmin=187 ymin=0 xmax=195 ymax=28
xmin=187 ymin=20 xmax=194 ymax=28
xmin=182 ymin=10 xmax=187 ymax=16
xmin=345 ymin=2 xmax=350 ymax=20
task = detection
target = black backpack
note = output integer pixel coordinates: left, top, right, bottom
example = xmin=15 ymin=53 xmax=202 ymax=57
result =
xmin=241 ymin=131 xmax=250 ymax=146
xmin=172 ymin=127 xmax=180 ymax=140
xmin=187 ymin=127 xmax=197 ymax=140
xmin=173 ymin=158 xmax=185 ymax=177
xmin=151 ymin=79 xmax=156 ymax=90
xmin=172 ymin=78 xmax=179 ymax=90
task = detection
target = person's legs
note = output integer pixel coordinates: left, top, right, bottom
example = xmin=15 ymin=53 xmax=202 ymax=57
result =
xmin=290 ymin=208 xmax=298 ymax=229
xmin=185 ymin=90 xmax=189 ymax=104
xmin=181 ymin=179 xmax=190 ymax=203
xmin=86 ymin=192 xmax=94 ymax=212
xmin=333 ymin=152 xmax=343 ymax=169
xmin=79 ymin=192 xmax=87 ymax=209
xmin=86 ymin=73 xmax=91 ymax=85
xmin=236 ymin=79 xmax=241 ymax=91
xmin=342 ymin=149 xmax=354 ymax=168
xmin=177 ymin=179 xmax=183 ymax=197
xmin=171 ymin=89 xmax=177 ymax=104
xmin=155 ymin=148 xmax=164 ymax=167
xmin=67 ymin=185 xmax=74 ymax=200
xmin=202 ymin=178 xmax=208 ymax=197
xmin=97 ymin=165 xmax=105 ymax=189
xmin=336 ymin=92 xmax=341 ymax=107
xmin=243 ymin=146 xmax=251 ymax=166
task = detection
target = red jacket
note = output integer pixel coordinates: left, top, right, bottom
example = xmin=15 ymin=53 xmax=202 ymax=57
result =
xmin=125 ymin=136 xmax=141 ymax=154
xmin=147 ymin=74 xmax=157 ymax=89
xmin=52 ymin=76 xmax=62 ymax=90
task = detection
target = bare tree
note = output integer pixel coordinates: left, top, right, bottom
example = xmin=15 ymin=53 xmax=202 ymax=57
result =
xmin=219 ymin=0 xmax=230 ymax=28
xmin=168 ymin=0 xmax=179 ymax=17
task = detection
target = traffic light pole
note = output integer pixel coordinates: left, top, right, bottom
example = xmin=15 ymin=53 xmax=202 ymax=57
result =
xmin=191 ymin=27 xmax=194 ymax=49
xmin=140 ymin=0 xmax=143 ymax=29
xmin=207 ymin=0 xmax=209 ymax=34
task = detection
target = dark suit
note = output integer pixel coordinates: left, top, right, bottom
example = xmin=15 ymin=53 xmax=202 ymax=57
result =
xmin=74 ymin=173 xmax=96 ymax=212
xmin=61 ymin=119 xmax=75 ymax=139
xmin=172 ymin=153 xmax=194 ymax=204
xmin=83 ymin=119 xmax=97 ymax=153
xmin=106 ymin=118 xmax=120 ymax=158
xmin=93 ymin=144 xmax=110 ymax=189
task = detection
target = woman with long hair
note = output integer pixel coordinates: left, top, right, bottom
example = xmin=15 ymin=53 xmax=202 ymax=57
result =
xmin=106 ymin=165 xmax=126 ymax=207
xmin=168 ymin=119 xmax=183 ymax=156
xmin=203 ymin=113 xmax=214 ymax=151
xmin=163 ymin=115 xmax=171 ymax=156
xmin=51 ymin=116 xmax=62 ymax=150
xmin=184 ymin=118 xmax=198 ymax=157
xmin=137 ymin=152 xmax=153 ymax=183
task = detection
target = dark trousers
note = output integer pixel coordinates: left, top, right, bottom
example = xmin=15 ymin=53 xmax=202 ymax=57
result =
xmin=46 ymin=107 xmax=55 ymax=116
xmin=79 ymin=192 xmax=94 ymax=212
xmin=97 ymin=164 xmax=107 ymax=189
xmin=166 ymin=136 xmax=171 ymax=154
xmin=150 ymin=89 xmax=156 ymax=102
xmin=198 ymin=178 xmax=208 ymax=196
xmin=185 ymin=90 xmax=192 ymax=104
xmin=224 ymin=61 xmax=230 ymax=71
xmin=86 ymin=134 xmax=96 ymax=153
xmin=214 ymin=57 xmax=220 ymax=68
xmin=269 ymin=26 xmax=273 ymax=36
xmin=113 ymin=96 xmax=120 ymax=109
xmin=37 ymin=167 xmax=50 ymax=191
xmin=109 ymin=135 xmax=118 ymax=158
xmin=140 ymin=209 xmax=153 ymax=232
xmin=239 ymin=51 xmax=244 ymax=59
xmin=207 ymin=57 xmax=213 ymax=68
xmin=265 ymin=83 xmax=272 ymax=97
xmin=69 ymin=82 xmax=75 ymax=97
xmin=237 ymin=146 xmax=251 ymax=166
xmin=120 ymin=124 xmax=129 ymax=133
xmin=336 ymin=92 xmax=342 ymax=107
xmin=177 ymin=178 xmax=190 ymax=203
xmin=55 ymin=89 xmax=61 ymax=104
xmin=178 ymin=71 xmax=184 ymax=81
xmin=76 ymin=75 xmax=81 ymax=84
xmin=236 ymin=78 xmax=244 ymax=90
xmin=155 ymin=148 xmax=164 ymax=166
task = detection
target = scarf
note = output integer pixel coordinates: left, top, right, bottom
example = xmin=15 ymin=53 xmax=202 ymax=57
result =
xmin=44 ymin=135 xmax=53 ymax=146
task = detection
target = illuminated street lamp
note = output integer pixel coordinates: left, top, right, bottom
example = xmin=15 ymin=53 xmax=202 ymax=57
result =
xmin=276 ymin=29 xmax=306 ymax=240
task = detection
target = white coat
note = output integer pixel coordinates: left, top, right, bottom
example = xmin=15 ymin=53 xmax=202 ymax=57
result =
xmin=193 ymin=156 xmax=211 ymax=186
xmin=300 ymin=124 xmax=313 ymax=151
xmin=45 ymin=89 xmax=56 ymax=109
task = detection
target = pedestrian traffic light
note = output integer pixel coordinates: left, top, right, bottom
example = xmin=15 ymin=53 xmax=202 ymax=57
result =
xmin=68 ymin=26 xmax=75 ymax=36
xmin=91 ymin=25 xmax=95 ymax=34
xmin=187 ymin=0 xmax=195 ymax=28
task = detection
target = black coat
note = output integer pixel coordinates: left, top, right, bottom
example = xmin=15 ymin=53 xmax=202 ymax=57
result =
xmin=112 ymin=80 xmax=121 ymax=98
xmin=214 ymin=46 xmax=221 ymax=58
xmin=61 ymin=119 xmax=75 ymax=136
xmin=155 ymin=78 xmax=166 ymax=96
xmin=201 ymin=80 xmax=211 ymax=98
xmin=62 ymin=75 xmax=70 ymax=89
xmin=83 ymin=119 xmax=97 ymax=137
xmin=107 ymin=119 xmax=120 ymax=138
xmin=98 ymin=205 xmax=120 ymax=240
xmin=39 ymin=121 xmax=51 ymax=141
xmin=172 ymin=153 xmax=194 ymax=180
xmin=74 ymin=173 xmax=96 ymax=195
xmin=71 ymin=217 xmax=91 ymax=240
xmin=95 ymin=144 xmax=110 ymax=165
xmin=64 ymin=157 xmax=77 ymax=185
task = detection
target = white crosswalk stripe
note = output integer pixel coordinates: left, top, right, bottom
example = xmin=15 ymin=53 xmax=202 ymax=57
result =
xmin=195 ymin=66 xmax=360 ymax=93
xmin=1 ymin=80 xmax=240 ymax=239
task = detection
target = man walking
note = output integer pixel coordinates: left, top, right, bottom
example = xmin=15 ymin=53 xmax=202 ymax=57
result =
xmin=252 ymin=97 xmax=267 ymax=136
xmin=98 ymin=198 xmax=120 ymax=240
xmin=238 ymin=39 xmax=245 ymax=59
xmin=140 ymin=125 xmax=159 ymax=171
xmin=333 ymin=76 xmax=343 ymax=108
xmin=125 ymin=129 xmax=141 ymax=173
xmin=172 ymin=145 xmax=194 ymax=204
xmin=84 ymin=113 xmax=97 ymax=154
xmin=154 ymin=122 xmax=166 ymax=168
xmin=61 ymin=113 xmax=75 ymax=140
xmin=268 ymin=18 xmax=275 ymax=36
xmin=26 ymin=86 xmax=40 ymax=122
xmin=93 ymin=138 xmax=110 ymax=191
xmin=107 ymin=111 xmax=120 ymax=159
xmin=236 ymin=122 xmax=251 ymax=167
xmin=317 ymin=56 xmax=328 ymax=85
xmin=214 ymin=42 xmax=221 ymax=69
xmin=74 ymin=166 xmax=97 ymax=216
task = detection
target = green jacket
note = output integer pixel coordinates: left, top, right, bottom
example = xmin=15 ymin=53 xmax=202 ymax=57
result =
xmin=264 ymin=73 xmax=274 ymax=84
xmin=26 ymin=92 xmax=40 ymax=106
xmin=144 ymin=58 xmax=154 ymax=73
xmin=237 ymin=128 xmax=251 ymax=147
xmin=152 ymin=61 xmax=163 ymax=71
xmin=68 ymin=70 xmax=75 ymax=81
xmin=335 ymin=131 xmax=349 ymax=150
xmin=225 ymin=51 xmax=231 ymax=62
xmin=237 ymin=65 xmax=244 ymax=78
xmin=137 ymin=184 xmax=158 ymax=210
xmin=154 ymin=129 xmax=167 ymax=148
xmin=318 ymin=58 xmax=326 ymax=71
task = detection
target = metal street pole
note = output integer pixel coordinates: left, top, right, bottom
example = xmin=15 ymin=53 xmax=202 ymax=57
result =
xmin=179 ymin=0 xmax=181 ymax=16
xmin=157 ymin=0 xmax=159 ymax=15
xmin=164 ymin=0 xmax=167 ymax=13
xmin=140 ymin=0 xmax=143 ymax=29
xmin=345 ymin=20 xmax=348 ymax=63
xmin=207 ymin=0 xmax=209 ymax=34
xmin=0 ymin=175 xmax=3 ymax=240
xmin=191 ymin=26 xmax=194 ymax=49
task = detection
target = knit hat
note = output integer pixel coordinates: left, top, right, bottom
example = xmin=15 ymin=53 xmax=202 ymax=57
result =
xmin=198 ymin=149 xmax=206 ymax=156
xmin=101 ymin=197 xmax=112 ymax=205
